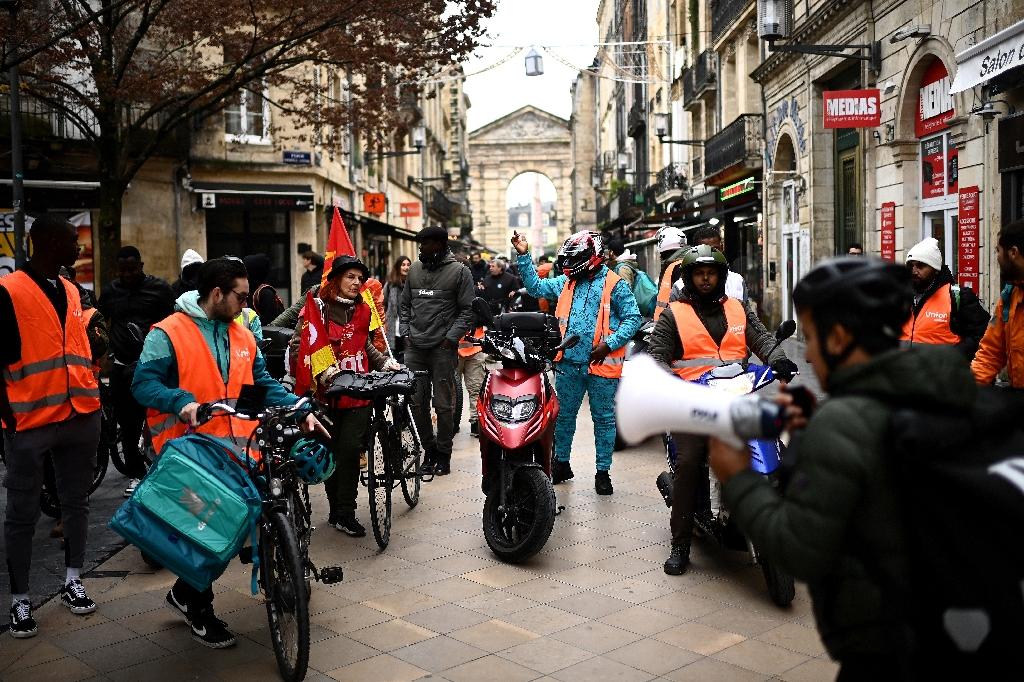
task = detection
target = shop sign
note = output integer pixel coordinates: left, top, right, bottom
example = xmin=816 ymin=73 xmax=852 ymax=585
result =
xmin=823 ymin=89 xmax=880 ymax=128
xmin=916 ymin=60 xmax=955 ymax=138
xmin=363 ymin=192 xmax=386 ymax=215
xmin=720 ymin=177 xmax=756 ymax=202
xmin=283 ymin=150 xmax=312 ymax=165
xmin=950 ymin=19 xmax=1024 ymax=93
xmin=958 ymin=187 xmax=980 ymax=290
xmin=880 ymin=202 xmax=896 ymax=262
xmin=920 ymin=137 xmax=957 ymax=200
xmin=399 ymin=202 xmax=420 ymax=218
xmin=998 ymin=114 xmax=1024 ymax=173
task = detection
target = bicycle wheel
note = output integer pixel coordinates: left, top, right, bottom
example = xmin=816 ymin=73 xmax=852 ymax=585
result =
xmin=396 ymin=403 xmax=422 ymax=508
xmin=259 ymin=509 xmax=310 ymax=682
xmin=366 ymin=422 xmax=392 ymax=550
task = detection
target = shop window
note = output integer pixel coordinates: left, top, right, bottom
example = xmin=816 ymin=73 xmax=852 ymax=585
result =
xmin=225 ymin=85 xmax=271 ymax=144
xmin=206 ymin=210 xmax=291 ymax=304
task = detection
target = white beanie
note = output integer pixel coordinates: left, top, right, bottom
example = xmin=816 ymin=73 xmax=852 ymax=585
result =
xmin=906 ymin=237 xmax=942 ymax=271
xmin=180 ymin=248 xmax=204 ymax=270
xmin=657 ymin=227 xmax=686 ymax=253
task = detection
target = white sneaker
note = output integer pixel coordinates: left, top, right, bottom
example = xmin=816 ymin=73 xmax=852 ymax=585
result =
xmin=123 ymin=478 xmax=140 ymax=498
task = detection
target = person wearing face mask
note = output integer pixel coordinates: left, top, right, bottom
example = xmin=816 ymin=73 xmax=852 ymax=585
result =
xmin=512 ymin=230 xmax=642 ymax=495
xmin=289 ymin=255 xmax=400 ymax=536
xmin=131 ymin=257 xmax=327 ymax=649
xmin=399 ymin=226 xmax=475 ymax=476
xmin=646 ymin=244 xmax=795 ymax=575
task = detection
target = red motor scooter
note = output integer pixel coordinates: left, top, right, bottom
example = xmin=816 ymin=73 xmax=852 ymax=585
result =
xmin=471 ymin=298 xmax=579 ymax=563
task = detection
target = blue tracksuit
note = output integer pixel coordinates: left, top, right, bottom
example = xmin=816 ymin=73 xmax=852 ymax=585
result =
xmin=517 ymin=254 xmax=642 ymax=471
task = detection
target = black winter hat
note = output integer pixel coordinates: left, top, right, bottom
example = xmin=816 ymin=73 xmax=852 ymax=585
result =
xmin=327 ymin=255 xmax=370 ymax=280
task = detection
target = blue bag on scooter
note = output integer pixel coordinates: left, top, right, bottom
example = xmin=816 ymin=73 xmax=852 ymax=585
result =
xmin=109 ymin=434 xmax=261 ymax=592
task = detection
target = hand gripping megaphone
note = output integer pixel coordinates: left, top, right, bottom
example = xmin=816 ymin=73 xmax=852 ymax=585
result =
xmin=615 ymin=354 xmax=785 ymax=447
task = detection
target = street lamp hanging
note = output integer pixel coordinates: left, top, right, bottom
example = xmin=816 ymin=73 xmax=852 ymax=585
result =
xmin=525 ymin=48 xmax=544 ymax=77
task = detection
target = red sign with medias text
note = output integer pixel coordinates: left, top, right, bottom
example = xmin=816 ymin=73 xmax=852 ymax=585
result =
xmin=823 ymin=89 xmax=881 ymax=129
xmin=958 ymin=186 xmax=980 ymax=291
xmin=880 ymin=202 xmax=896 ymax=262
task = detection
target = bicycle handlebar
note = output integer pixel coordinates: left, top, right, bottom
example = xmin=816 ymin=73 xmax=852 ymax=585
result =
xmin=195 ymin=396 xmax=317 ymax=426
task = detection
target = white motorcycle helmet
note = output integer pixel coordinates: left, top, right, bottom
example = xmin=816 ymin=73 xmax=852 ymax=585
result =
xmin=657 ymin=226 xmax=686 ymax=255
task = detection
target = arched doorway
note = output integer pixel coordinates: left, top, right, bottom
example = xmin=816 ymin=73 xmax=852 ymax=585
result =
xmin=506 ymin=172 xmax=558 ymax=257
xmin=774 ymin=133 xmax=806 ymax=325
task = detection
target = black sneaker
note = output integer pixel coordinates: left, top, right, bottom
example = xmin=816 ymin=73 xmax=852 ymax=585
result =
xmin=595 ymin=470 xmax=614 ymax=495
xmin=9 ymin=600 xmax=38 ymax=638
xmin=333 ymin=515 xmax=366 ymax=537
xmin=551 ymin=460 xmax=574 ymax=484
xmin=59 ymin=579 xmax=97 ymax=615
xmin=422 ymin=456 xmax=451 ymax=476
xmin=470 ymin=421 xmax=480 ymax=437
xmin=166 ymin=585 xmax=189 ymax=619
xmin=664 ymin=541 xmax=691 ymax=575
xmin=189 ymin=608 xmax=236 ymax=649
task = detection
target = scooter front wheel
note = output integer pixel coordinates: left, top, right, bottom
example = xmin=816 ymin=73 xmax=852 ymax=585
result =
xmin=760 ymin=557 xmax=795 ymax=607
xmin=482 ymin=466 xmax=555 ymax=563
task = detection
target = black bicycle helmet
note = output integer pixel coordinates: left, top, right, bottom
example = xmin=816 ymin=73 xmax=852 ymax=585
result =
xmin=793 ymin=256 xmax=912 ymax=370
xmin=679 ymin=244 xmax=729 ymax=299
xmin=555 ymin=231 xmax=604 ymax=280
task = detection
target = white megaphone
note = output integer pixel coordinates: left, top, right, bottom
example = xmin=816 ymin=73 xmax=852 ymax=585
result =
xmin=616 ymin=354 xmax=784 ymax=448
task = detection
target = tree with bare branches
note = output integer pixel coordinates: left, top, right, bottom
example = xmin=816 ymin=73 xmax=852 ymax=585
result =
xmin=1 ymin=0 xmax=494 ymax=275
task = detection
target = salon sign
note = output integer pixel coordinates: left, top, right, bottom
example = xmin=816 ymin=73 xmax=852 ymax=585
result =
xmin=950 ymin=19 xmax=1024 ymax=93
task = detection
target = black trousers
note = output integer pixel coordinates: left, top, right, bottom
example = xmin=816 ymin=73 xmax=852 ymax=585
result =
xmin=112 ymin=363 xmax=148 ymax=479
xmin=404 ymin=344 xmax=458 ymax=460
xmin=669 ymin=433 xmax=707 ymax=546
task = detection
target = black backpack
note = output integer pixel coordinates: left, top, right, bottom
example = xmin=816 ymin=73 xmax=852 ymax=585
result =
xmin=885 ymin=387 xmax=1024 ymax=676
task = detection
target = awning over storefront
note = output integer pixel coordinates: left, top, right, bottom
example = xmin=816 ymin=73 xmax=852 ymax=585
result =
xmin=950 ymin=19 xmax=1024 ymax=94
xmin=190 ymin=181 xmax=315 ymax=211
xmin=0 ymin=178 xmax=100 ymax=210
xmin=340 ymin=209 xmax=419 ymax=241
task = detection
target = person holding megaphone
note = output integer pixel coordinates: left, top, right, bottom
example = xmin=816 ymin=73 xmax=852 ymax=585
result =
xmin=647 ymin=244 xmax=797 ymax=575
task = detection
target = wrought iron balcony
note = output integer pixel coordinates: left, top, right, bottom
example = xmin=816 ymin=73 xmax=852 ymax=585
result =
xmin=627 ymin=101 xmax=646 ymax=138
xmin=428 ymin=186 xmax=459 ymax=222
xmin=703 ymin=114 xmax=762 ymax=180
xmin=1 ymin=93 xmax=98 ymax=140
xmin=654 ymin=162 xmax=690 ymax=205
xmin=711 ymin=0 xmax=753 ymax=44
xmin=682 ymin=51 xmax=717 ymax=109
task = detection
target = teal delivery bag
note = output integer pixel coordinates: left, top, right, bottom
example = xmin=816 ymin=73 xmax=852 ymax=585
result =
xmin=109 ymin=434 xmax=261 ymax=591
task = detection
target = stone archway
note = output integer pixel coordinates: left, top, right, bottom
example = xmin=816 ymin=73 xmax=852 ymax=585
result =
xmin=469 ymin=106 xmax=573 ymax=254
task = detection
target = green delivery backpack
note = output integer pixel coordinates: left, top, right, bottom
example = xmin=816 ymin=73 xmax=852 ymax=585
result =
xmin=110 ymin=434 xmax=262 ymax=592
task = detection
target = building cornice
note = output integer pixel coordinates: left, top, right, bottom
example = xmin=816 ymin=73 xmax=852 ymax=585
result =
xmin=751 ymin=0 xmax=861 ymax=84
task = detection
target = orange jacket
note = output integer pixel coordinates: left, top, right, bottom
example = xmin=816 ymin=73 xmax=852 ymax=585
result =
xmin=459 ymin=326 xmax=485 ymax=357
xmin=972 ymin=285 xmax=1024 ymax=387
xmin=901 ymin=283 xmax=960 ymax=346
xmin=668 ymin=299 xmax=747 ymax=380
xmin=554 ymin=271 xmax=626 ymax=378
xmin=537 ymin=263 xmax=554 ymax=313
xmin=0 ymin=272 xmax=100 ymax=430
xmin=653 ymin=261 xmax=682 ymax=321
xmin=146 ymin=312 xmax=258 ymax=456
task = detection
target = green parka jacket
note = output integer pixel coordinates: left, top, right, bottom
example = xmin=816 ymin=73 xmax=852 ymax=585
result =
xmin=722 ymin=345 xmax=976 ymax=660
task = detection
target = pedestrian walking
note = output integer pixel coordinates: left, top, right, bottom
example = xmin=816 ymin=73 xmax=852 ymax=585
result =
xmin=300 ymin=251 xmax=325 ymax=294
xmin=972 ymin=220 xmax=1024 ymax=386
xmin=469 ymin=251 xmax=488 ymax=285
xmin=98 ymin=245 xmax=175 ymax=497
xmin=478 ymin=257 xmax=518 ymax=314
xmin=901 ymin=237 xmax=989 ymax=358
xmin=1 ymin=215 xmax=103 ymax=638
xmin=513 ymin=230 xmax=642 ymax=494
xmin=382 ymin=255 xmax=411 ymax=358
xmin=171 ymin=248 xmax=204 ymax=298
xmin=399 ymin=226 xmax=475 ymax=476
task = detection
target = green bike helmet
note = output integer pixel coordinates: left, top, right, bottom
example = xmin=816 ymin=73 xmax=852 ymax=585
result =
xmin=289 ymin=436 xmax=335 ymax=484
xmin=679 ymin=244 xmax=729 ymax=298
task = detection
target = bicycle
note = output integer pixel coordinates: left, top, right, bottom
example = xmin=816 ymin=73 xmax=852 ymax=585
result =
xmin=195 ymin=397 xmax=343 ymax=682
xmin=325 ymin=369 xmax=426 ymax=550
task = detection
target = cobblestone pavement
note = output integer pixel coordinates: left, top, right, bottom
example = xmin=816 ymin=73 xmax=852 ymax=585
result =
xmin=0 ymin=358 xmax=838 ymax=682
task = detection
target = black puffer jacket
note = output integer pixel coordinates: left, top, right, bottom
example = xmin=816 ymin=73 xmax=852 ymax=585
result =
xmin=98 ymin=274 xmax=175 ymax=362
xmin=907 ymin=266 xmax=990 ymax=359
xmin=399 ymin=253 xmax=475 ymax=349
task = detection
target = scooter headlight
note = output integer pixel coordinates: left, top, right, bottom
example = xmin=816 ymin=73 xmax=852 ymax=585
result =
xmin=490 ymin=395 xmax=539 ymax=424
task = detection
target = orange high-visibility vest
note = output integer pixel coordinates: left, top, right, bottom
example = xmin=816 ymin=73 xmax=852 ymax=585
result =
xmin=459 ymin=326 xmax=485 ymax=357
xmin=669 ymin=299 xmax=747 ymax=380
xmin=901 ymin=283 xmax=961 ymax=346
xmin=653 ymin=261 xmax=683 ymax=321
xmin=0 ymin=272 xmax=100 ymax=430
xmin=537 ymin=263 xmax=553 ymax=313
xmin=554 ymin=271 xmax=626 ymax=378
xmin=146 ymin=313 xmax=258 ymax=456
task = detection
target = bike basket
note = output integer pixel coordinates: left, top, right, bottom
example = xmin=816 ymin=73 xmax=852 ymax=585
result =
xmin=109 ymin=434 xmax=261 ymax=592
xmin=326 ymin=369 xmax=418 ymax=399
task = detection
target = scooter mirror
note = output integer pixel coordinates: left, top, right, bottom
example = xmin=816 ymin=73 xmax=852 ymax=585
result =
xmin=472 ymin=297 xmax=494 ymax=327
xmin=775 ymin=320 xmax=796 ymax=342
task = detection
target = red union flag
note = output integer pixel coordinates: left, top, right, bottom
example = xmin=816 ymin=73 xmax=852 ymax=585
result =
xmin=823 ymin=89 xmax=881 ymax=129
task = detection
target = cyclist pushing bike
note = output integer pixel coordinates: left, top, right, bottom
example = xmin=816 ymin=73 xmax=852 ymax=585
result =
xmin=131 ymin=257 xmax=327 ymax=649
xmin=289 ymin=255 xmax=401 ymax=538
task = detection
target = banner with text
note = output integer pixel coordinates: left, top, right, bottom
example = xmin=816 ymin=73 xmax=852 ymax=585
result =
xmin=958 ymin=186 xmax=980 ymax=290
xmin=880 ymin=202 xmax=896 ymax=262
xmin=823 ymin=89 xmax=881 ymax=129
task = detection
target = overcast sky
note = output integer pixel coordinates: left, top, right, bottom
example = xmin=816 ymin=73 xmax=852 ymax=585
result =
xmin=464 ymin=0 xmax=600 ymax=132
